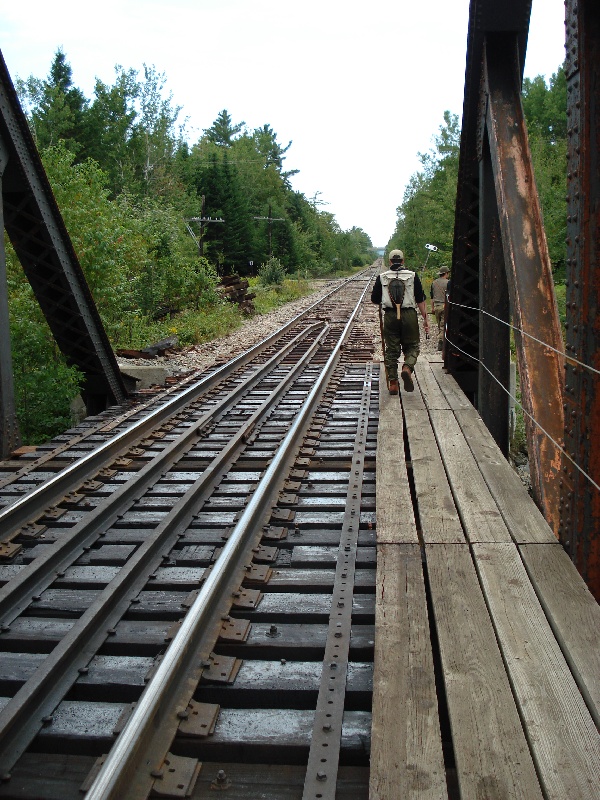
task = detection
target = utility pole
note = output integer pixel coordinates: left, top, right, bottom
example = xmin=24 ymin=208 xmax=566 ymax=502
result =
xmin=187 ymin=196 xmax=225 ymax=258
xmin=253 ymin=204 xmax=284 ymax=257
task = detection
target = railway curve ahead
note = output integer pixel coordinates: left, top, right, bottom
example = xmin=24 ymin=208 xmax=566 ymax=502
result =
xmin=0 ymin=268 xmax=379 ymax=800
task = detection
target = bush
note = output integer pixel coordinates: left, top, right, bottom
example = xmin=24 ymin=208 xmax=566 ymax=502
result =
xmin=258 ymin=257 xmax=286 ymax=286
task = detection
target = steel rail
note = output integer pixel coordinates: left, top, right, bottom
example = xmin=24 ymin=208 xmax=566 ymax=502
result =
xmin=0 ymin=271 xmax=372 ymax=535
xmin=0 ymin=323 xmax=324 ymax=625
xmin=85 ymin=280 xmax=372 ymax=800
xmin=302 ymin=361 xmax=373 ymax=799
xmin=0 ymin=323 xmax=331 ymax=775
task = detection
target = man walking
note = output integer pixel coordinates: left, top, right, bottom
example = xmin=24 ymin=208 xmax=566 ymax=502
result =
xmin=371 ymin=249 xmax=429 ymax=393
xmin=430 ymin=266 xmax=449 ymax=350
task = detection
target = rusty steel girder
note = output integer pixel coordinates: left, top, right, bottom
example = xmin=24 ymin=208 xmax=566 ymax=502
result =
xmin=446 ymin=0 xmax=565 ymax=537
xmin=561 ymin=0 xmax=600 ymax=599
xmin=483 ymin=34 xmax=565 ymax=536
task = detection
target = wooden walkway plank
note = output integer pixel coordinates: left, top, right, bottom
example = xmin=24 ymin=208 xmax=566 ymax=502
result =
xmin=414 ymin=360 xmax=450 ymax=410
xmin=370 ymin=544 xmax=447 ymax=800
xmin=428 ymin=409 xmax=512 ymax=543
xmin=472 ymin=542 xmax=600 ymax=800
xmin=519 ymin=542 xmax=600 ymax=729
xmin=428 ymin=362 xmax=473 ymax=412
xmin=426 ymin=543 xmax=544 ymax=800
xmin=376 ymin=376 xmax=418 ymax=544
xmin=428 ymin=363 xmax=555 ymax=545
xmin=403 ymin=409 xmax=465 ymax=544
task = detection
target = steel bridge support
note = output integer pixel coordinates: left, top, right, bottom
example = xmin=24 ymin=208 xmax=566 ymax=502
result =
xmin=484 ymin=34 xmax=565 ymax=536
xmin=446 ymin=1 xmax=564 ymax=539
xmin=561 ymin=0 xmax=600 ymax=598
xmin=0 ymin=50 xmax=127 ymax=457
xmin=448 ymin=0 xmax=600 ymax=599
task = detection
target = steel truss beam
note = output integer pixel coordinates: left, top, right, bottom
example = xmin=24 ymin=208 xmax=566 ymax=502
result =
xmin=446 ymin=0 xmax=565 ymax=538
xmin=483 ymin=33 xmax=565 ymax=535
xmin=0 ymin=49 xmax=126 ymax=447
xmin=561 ymin=0 xmax=600 ymax=599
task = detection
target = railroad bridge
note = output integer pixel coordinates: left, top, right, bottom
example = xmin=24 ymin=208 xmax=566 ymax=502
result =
xmin=0 ymin=1 xmax=598 ymax=798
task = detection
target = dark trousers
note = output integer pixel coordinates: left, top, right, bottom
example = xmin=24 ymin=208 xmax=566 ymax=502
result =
xmin=383 ymin=307 xmax=420 ymax=380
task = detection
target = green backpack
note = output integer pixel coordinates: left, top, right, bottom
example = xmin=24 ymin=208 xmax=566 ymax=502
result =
xmin=388 ymin=277 xmax=405 ymax=319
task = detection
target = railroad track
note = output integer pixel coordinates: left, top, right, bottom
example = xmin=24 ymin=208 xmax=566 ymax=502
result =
xmin=0 ymin=268 xmax=378 ymax=799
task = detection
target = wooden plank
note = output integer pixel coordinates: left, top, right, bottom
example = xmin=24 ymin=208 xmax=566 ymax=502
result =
xmin=370 ymin=543 xmax=446 ymax=800
xmin=428 ymin=410 xmax=512 ymax=543
xmin=428 ymin=362 xmax=473 ymax=411
xmin=519 ymin=543 xmax=600 ymax=727
xmin=414 ymin=360 xmax=450 ymax=410
xmin=426 ymin=544 xmax=543 ymax=800
xmin=428 ymin=364 xmax=555 ymax=544
xmin=454 ymin=410 xmax=555 ymax=544
xmin=376 ymin=379 xmax=418 ymax=544
xmin=404 ymin=409 xmax=465 ymax=544
xmin=473 ymin=542 xmax=600 ymax=799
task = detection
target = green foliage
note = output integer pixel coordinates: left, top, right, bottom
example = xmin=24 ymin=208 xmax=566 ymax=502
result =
xmin=7 ymin=275 xmax=82 ymax=444
xmin=258 ymin=257 xmax=286 ymax=286
xmin=250 ymin=278 xmax=315 ymax=314
xmin=388 ymin=111 xmax=460 ymax=269
xmin=205 ymin=109 xmax=245 ymax=147
xmin=388 ymin=69 xmax=567 ymax=279
xmin=10 ymin=49 xmax=380 ymax=444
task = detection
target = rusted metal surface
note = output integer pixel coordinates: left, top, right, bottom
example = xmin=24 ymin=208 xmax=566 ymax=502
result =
xmin=562 ymin=0 xmax=600 ymax=600
xmin=445 ymin=0 xmax=532 ymax=399
xmin=445 ymin=1 xmax=567 ymax=537
xmin=302 ymin=364 xmax=372 ymax=799
xmin=483 ymin=34 xmax=565 ymax=535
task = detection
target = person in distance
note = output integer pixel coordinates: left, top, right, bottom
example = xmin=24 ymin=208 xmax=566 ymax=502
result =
xmin=371 ymin=249 xmax=429 ymax=394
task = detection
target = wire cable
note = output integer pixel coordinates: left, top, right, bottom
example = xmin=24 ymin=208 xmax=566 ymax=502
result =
xmin=443 ymin=332 xmax=600 ymax=495
xmin=447 ymin=298 xmax=600 ymax=378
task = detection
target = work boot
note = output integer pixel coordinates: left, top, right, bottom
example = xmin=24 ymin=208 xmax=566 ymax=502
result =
xmin=388 ymin=379 xmax=399 ymax=395
xmin=437 ymin=340 xmax=443 ymax=351
xmin=401 ymin=365 xmax=414 ymax=392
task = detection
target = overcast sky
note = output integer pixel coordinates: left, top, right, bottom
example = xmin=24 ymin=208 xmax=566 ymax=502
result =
xmin=3 ymin=0 xmax=565 ymax=247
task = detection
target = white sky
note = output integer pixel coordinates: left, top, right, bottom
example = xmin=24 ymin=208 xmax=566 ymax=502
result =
xmin=2 ymin=0 xmax=565 ymax=247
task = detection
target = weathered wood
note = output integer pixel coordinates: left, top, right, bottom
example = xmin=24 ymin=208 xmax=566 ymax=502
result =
xmin=455 ymin=409 xmax=555 ymax=543
xmin=413 ymin=360 xmax=450 ymax=410
xmin=376 ymin=378 xmax=418 ymax=544
xmin=518 ymin=543 xmax=600 ymax=727
xmin=473 ymin=542 xmax=600 ymax=798
xmin=196 ymin=660 xmax=372 ymax=704
xmin=0 ymin=753 xmax=96 ymax=800
xmin=428 ymin=363 xmax=555 ymax=544
xmin=217 ymin=623 xmax=375 ymax=660
xmin=267 ymin=567 xmax=375 ymax=591
xmin=426 ymin=543 xmax=543 ymax=799
xmin=403 ymin=409 xmax=465 ymax=544
xmin=290 ymin=546 xmax=376 ymax=567
xmin=370 ymin=543 xmax=446 ymax=800
xmin=245 ymin=592 xmax=374 ymax=623
xmin=428 ymin=409 xmax=512 ymax=543
xmin=0 ymin=757 xmax=367 ymax=800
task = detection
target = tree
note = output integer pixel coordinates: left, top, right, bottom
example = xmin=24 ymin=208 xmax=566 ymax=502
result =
xmin=204 ymin=109 xmax=245 ymax=147
xmin=252 ymin=124 xmax=299 ymax=186
xmin=389 ymin=111 xmax=460 ymax=267
xmin=17 ymin=48 xmax=88 ymax=155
